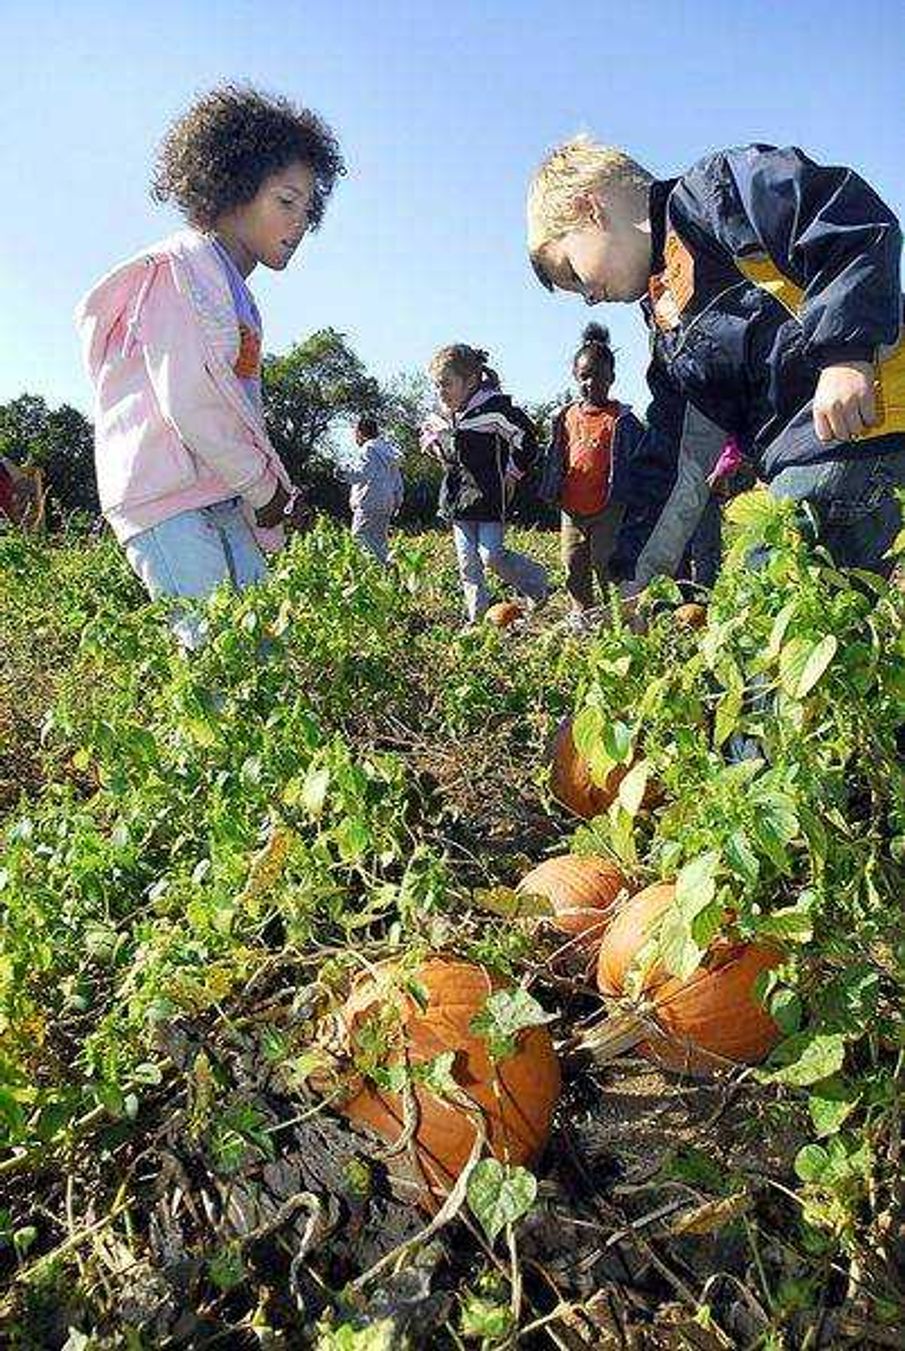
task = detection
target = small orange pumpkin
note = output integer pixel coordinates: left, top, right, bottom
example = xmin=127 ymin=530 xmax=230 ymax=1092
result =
xmin=485 ymin=601 xmax=525 ymax=628
xmin=596 ymin=882 xmax=783 ymax=1076
xmin=517 ymin=854 xmax=631 ymax=951
xmin=549 ymin=717 xmax=660 ymax=819
xmin=548 ymin=717 xmax=626 ymax=818
xmin=674 ymin=602 xmax=707 ymax=630
xmin=338 ymin=958 xmax=561 ymax=1208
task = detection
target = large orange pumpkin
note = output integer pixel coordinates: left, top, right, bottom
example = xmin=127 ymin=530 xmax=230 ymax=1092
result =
xmin=517 ymin=854 xmax=631 ymax=951
xmin=485 ymin=601 xmax=524 ymax=629
xmin=595 ymin=882 xmax=782 ymax=1076
xmin=338 ymin=958 xmax=561 ymax=1208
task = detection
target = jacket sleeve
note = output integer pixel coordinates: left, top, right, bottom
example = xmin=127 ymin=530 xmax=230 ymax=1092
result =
xmin=537 ymin=407 xmax=567 ymax=504
xmin=632 ymin=404 xmax=725 ymax=587
xmin=610 ymin=359 xmax=728 ymax=585
xmin=701 ymin=145 xmax=902 ymax=366
xmin=138 ymin=264 xmax=282 ymax=510
xmin=499 ymin=403 xmax=539 ymax=480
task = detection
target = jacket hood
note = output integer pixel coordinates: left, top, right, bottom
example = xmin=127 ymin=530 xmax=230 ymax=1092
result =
xmin=74 ymin=229 xmax=215 ymax=383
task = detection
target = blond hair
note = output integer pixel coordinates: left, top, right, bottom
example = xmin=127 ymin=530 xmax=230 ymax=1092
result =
xmin=527 ymin=135 xmax=652 ymax=256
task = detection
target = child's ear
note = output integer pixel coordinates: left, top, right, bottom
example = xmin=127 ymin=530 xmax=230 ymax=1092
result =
xmin=579 ymin=191 xmax=608 ymax=230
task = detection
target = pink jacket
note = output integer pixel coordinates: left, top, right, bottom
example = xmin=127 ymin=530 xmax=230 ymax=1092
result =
xmin=75 ymin=228 xmax=290 ymax=549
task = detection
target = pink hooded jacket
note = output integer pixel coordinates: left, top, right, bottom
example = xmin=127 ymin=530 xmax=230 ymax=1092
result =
xmin=74 ymin=228 xmax=290 ymax=550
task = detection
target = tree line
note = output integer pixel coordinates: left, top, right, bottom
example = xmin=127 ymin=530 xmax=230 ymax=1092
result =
xmin=0 ymin=329 xmax=560 ymax=529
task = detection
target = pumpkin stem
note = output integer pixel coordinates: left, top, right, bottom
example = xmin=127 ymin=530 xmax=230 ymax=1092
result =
xmin=577 ymin=1006 xmax=654 ymax=1062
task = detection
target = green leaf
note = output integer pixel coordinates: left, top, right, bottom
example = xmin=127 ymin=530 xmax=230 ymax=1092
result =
xmin=658 ymin=910 xmax=704 ymax=981
xmin=469 ymin=987 xmax=556 ymax=1061
xmin=769 ymin=988 xmax=802 ymax=1036
xmin=796 ymin=634 xmax=838 ymax=698
xmin=475 ymin=885 xmax=554 ymax=919
xmin=602 ymin=719 xmax=633 ymax=765
xmin=300 ymin=765 xmax=330 ymax=819
xmin=808 ymin=1076 xmax=860 ymax=1138
xmin=571 ymin=705 xmax=603 ymax=762
xmin=714 ymin=686 xmax=743 ymax=749
xmin=764 ymin=1031 xmax=846 ymax=1087
xmin=724 ymin=830 xmax=760 ymax=885
xmin=779 ymin=634 xmax=838 ymax=699
xmin=778 ymin=636 xmax=814 ymax=699
xmin=763 ymin=601 xmax=798 ymax=663
xmin=617 ymin=759 xmax=649 ymax=818
xmin=724 ymin=488 xmax=777 ymax=530
xmin=333 ymin=816 xmax=370 ymax=862
xmin=467 ymin=1159 xmax=537 ymax=1243
xmin=794 ymin=1142 xmax=829 ymax=1183
xmin=675 ymin=851 xmax=720 ymax=921
xmin=756 ymin=894 xmax=813 ymax=943
xmin=413 ymin=1050 xmax=459 ymax=1100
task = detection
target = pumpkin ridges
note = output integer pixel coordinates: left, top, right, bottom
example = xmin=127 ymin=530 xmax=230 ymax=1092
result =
xmin=517 ymin=854 xmax=631 ymax=946
xmin=338 ymin=957 xmax=561 ymax=1207
xmin=549 ymin=717 xmax=662 ymax=820
xmin=594 ymin=882 xmax=783 ymax=1074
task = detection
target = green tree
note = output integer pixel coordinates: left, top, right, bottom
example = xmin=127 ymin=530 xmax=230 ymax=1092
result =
xmin=0 ymin=394 xmax=98 ymax=516
xmin=262 ymin=329 xmax=383 ymax=481
xmin=380 ymin=371 xmax=441 ymax=521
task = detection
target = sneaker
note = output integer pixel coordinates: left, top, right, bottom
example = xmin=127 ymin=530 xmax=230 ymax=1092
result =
xmin=566 ymin=609 xmax=595 ymax=635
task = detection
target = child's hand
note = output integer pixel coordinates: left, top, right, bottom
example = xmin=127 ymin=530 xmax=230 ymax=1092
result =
xmin=255 ymin=481 xmax=290 ymax=528
xmin=813 ymin=362 xmax=877 ymax=444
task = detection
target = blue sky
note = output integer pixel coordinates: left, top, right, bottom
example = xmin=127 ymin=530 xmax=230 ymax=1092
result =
xmin=1 ymin=0 xmax=902 ymax=425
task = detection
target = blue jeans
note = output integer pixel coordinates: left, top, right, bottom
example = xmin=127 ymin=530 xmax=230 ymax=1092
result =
xmin=125 ymin=497 xmax=267 ymax=646
xmin=451 ymin=519 xmax=548 ymax=621
xmin=769 ymin=449 xmax=905 ymax=576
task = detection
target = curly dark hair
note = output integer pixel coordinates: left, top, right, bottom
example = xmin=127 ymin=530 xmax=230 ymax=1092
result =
xmin=151 ymin=83 xmax=345 ymax=229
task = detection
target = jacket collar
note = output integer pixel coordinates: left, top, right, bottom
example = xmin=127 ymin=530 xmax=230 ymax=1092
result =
xmin=648 ymin=178 xmax=678 ymax=277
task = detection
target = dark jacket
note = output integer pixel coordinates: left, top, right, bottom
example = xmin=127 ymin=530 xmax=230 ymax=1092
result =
xmin=431 ymin=388 xmax=539 ymax=522
xmin=618 ymin=143 xmax=905 ymax=579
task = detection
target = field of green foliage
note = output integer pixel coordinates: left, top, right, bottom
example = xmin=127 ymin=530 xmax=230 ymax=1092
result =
xmin=2 ymin=498 xmax=904 ymax=1349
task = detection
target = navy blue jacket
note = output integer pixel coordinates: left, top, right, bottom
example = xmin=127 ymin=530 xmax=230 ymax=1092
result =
xmin=619 ymin=144 xmax=905 ymax=579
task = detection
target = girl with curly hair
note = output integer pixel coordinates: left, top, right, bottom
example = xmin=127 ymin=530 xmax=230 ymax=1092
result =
xmin=76 ymin=85 xmax=344 ymax=645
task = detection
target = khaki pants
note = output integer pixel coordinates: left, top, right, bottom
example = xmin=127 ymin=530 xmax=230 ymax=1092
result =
xmin=561 ymin=503 xmax=625 ymax=610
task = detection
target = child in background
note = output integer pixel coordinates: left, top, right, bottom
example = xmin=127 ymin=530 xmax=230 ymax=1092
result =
xmin=422 ymin=344 xmax=548 ymax=623
xmin=541 ymin=323 xmax=646 ymax=629
xmin=75 ymin=85 xmax=345 ymax=644
xmin=0 ymin=457 xmax=39 ymax=527
xmin=527 ymin=137 xmax=905 ymax=586
xmin=340 ymin=416 xmax=404 ymax=564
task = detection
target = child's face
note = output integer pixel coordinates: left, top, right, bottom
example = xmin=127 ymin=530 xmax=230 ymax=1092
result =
xmin=574 ymin=350 xmax=613 ymax=407
xmin=215 ymin=161 xmax=316 ymax=272
xmin=537 ymin=191 xmax=651 ymax=305
xmin=434 ymin=370 xmax=480 ymax=414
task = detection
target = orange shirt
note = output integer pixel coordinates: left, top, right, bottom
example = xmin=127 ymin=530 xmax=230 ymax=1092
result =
xmin=560 ymin=401 xmax=618 ymax=516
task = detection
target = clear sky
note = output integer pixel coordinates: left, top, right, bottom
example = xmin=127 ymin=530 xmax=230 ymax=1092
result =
xmin=1 ymin=0 xmax=902 ymax=423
